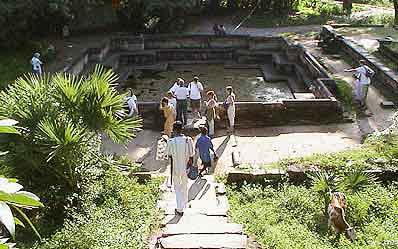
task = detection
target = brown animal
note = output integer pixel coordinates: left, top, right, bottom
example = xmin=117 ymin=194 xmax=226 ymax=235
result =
xmin=328 ymin=192 xmax=356 ymax=241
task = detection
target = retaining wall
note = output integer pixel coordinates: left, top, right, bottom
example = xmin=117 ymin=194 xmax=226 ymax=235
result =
xmin=138 ymin=99 xmax=342 ymax=130
xmin=321 ymin=25 xmax=398 ymax=96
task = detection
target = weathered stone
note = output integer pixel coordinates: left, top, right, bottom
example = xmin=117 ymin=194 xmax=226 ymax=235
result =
xmin=160 ymin=234 xmax=247 ymax=249
xmin=227 ymin=170 xmax=286 ymax=184
xmin=380 ymin=101 xmax=395 ymax=109
xmin=163 ymin=223 xmax=243 ymax=236
xmin=161 ymin=214 xmax=228 ymax=227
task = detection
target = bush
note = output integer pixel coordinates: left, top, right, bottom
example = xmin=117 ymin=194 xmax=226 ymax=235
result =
xmin=228 ymin=182 xmax=398 ymax=249
xmin=32 ymin=168 xmax=162 ymax=249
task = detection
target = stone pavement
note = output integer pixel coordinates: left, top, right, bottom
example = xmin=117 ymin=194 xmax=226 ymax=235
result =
xmin=153 ymin=175 xmax=247 ymax=249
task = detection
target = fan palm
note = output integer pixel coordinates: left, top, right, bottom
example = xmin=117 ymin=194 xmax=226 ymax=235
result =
xmin=0 ymin=65 xmax=141 ymax=191
xmin=340 ymin=169 xmax=376 ymax=193
xmin=308 ymin=171 xmax=339 ymax=214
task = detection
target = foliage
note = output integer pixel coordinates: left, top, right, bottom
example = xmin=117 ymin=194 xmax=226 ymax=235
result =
xmin=0 ymin=0 xmax=104 ymax=48
xmin=33 ymin=168 xmax=162 ymax=249
xmin=242 ymin=1 xmax=345 ymax=27
xmin=0 ymin=177 xmax=44 ymax=240
xmin=0 ymin=119 xmax=43 ymax=247
xmin=308 ymin=171 xmax=339 ymax=214
xmin=0 ymin=66 xmax=141 ymax=228
xmin=334 ymin=77 xmax=354 ymax=112
xmin=228 ymin=181 xmax=398 ymax=249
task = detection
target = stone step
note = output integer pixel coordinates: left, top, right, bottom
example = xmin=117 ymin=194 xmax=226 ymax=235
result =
xmin=163 ymin=223 xmax=243 ymax=237
xmin=163 ymin=207 xmax=228 ymax=216
xmin=162 ymin=214 xmax=228 ymax=227
xmin=160 ymin=234 xmax=247 ymax=249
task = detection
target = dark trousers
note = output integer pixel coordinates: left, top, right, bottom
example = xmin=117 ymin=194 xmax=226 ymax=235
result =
xmin=177 ymin=99 xmax=188 ymax=125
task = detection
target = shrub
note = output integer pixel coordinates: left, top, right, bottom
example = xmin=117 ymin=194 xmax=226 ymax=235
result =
xmin=34 ymin=169 xmax=162 ymax=249
xmin=228 ymin=182 xmax=398 ymax=249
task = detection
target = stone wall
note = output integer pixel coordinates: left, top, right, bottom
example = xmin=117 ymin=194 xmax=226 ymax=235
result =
xmin=138 ymin=99 xmax=342 ymax=130
xmin=321 ymin=25 xmax=398 ymax=96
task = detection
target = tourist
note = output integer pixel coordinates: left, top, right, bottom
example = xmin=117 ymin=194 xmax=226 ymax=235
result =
xmin=126 ymin=89 xmax=139 ymax=117
xmin=219 ymin=25 xmax=227 ymax=36
xmin=213 ymin=23 xmax=220 ymax=36
xmin=167 ymin=121 xmax=194 ymax=216
xmin=206 ymin=90 xmax=218 ymax=138
xmin=160 ymin=97 xmax=175 ymax=137
xmin=31 ymin=52 xmax=43 ymax=75
xmin=188 ymin=76 xmax=204 ymax=119
xmin=344 ymin=60 xmax=375 ymax=110
xmin=174 ymin=79 xmax=189 ymax=125
xmin=170 ymin=78 xmax=183 ymax=94
xmin=166 ymin=91 xmax=177 ymax=119
xmin=196 ymin=126 xmax=218 ymax=177
xmin=224 ymin=86 xmax=236 ymax=133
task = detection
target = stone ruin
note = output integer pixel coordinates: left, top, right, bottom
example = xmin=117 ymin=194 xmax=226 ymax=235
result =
xmin=65 ymin=33 xmax=343 ymax=130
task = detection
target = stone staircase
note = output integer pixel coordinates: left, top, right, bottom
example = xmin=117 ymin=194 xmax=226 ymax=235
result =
xmin=154 ymin=175 xmax=248 ymax=249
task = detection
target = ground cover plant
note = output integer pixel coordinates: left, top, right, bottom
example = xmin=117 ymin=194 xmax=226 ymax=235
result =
xmin=31 ymin=169 xmax=162 ymax=249
xmin=228 ymin=173 xmax=398 ymax=248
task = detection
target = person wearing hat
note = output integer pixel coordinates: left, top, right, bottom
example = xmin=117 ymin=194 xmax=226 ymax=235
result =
xmin=224 ymin=86 xmax=236 ymax=133
xmin=31 ymin=52 xmax=43 ymax=75
xmin=126 ymin=88 xmax=139 ymax=117
xmin=166 ymin=121 xmax=194 ymax=216
xmin=188 ymin=76 xmax=204 ymax=119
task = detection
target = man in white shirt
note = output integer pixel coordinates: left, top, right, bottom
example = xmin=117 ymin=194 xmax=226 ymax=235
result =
xmin=31 ymin=53 xmax=43 ymax=75
xmin=167 ymin=121 xmax=194 ymax=215
xmin=174 ymin=79 xmax=189 ymax=125
xmin=345 ymin=60 xmax=375 ymax=109
xmin=188 ymin=76 xmax=204 ymax=119
xmin=126 ymin=89 xmax=139 ymax=117
xmin=170 ymin=78 xmax=183 ymax=94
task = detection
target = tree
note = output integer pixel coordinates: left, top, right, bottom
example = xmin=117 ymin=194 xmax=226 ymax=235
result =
xmin=0 ymin=66 xmax=141 ymax=195
xmin=393 ymin=0 xmax=398 ymax=25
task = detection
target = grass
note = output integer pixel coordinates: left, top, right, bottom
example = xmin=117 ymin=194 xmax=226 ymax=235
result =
xmin=228 ymin=181 xmax=398 ymax=249
xmin=274 ymin=134 xmax=398 ymax=175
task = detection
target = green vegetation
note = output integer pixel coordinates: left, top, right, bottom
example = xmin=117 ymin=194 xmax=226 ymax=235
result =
xmin=228 ymin=180 xmax=398 ymax=249
xmin=243 ymin=1 xmax=346 ymax=27
xmin=0 ymin=50 xmax=31 ymax=89
xmin=34 ymin=169 xmax=162 ymax=249
xmin=0 ymin=67 xmax=144 ymax=247
xmin=334 ymin=77 xmax=354 ymax=113
xmin=275 ymin=134 xmax=398 ymax=173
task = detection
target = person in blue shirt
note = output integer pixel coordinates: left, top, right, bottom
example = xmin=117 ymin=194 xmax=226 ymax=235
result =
xmin=195 ymin=126 xmax=218 ymax=177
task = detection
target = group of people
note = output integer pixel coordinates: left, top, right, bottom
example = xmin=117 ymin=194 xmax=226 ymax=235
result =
xmin=166 ymin=121 xmax=217 ymax=215
xmin=213 ymin=24 xmax=227 ymax=36
xmin=159 ymin=76 xmax=236 ymax=138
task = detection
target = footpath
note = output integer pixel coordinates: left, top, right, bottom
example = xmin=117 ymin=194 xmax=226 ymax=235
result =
xmin=152 ymin=175 xmax=247 ymax=249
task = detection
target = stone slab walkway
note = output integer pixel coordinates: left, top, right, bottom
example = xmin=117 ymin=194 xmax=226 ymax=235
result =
xmin=154 ymin=175 xmax=248 ymax=249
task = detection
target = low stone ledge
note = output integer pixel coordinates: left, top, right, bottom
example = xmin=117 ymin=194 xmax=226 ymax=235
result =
xmin=227 ymin=166 xmax=398 ymax=184
xmin=226 ymin=169 xmax=287 ymax=184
